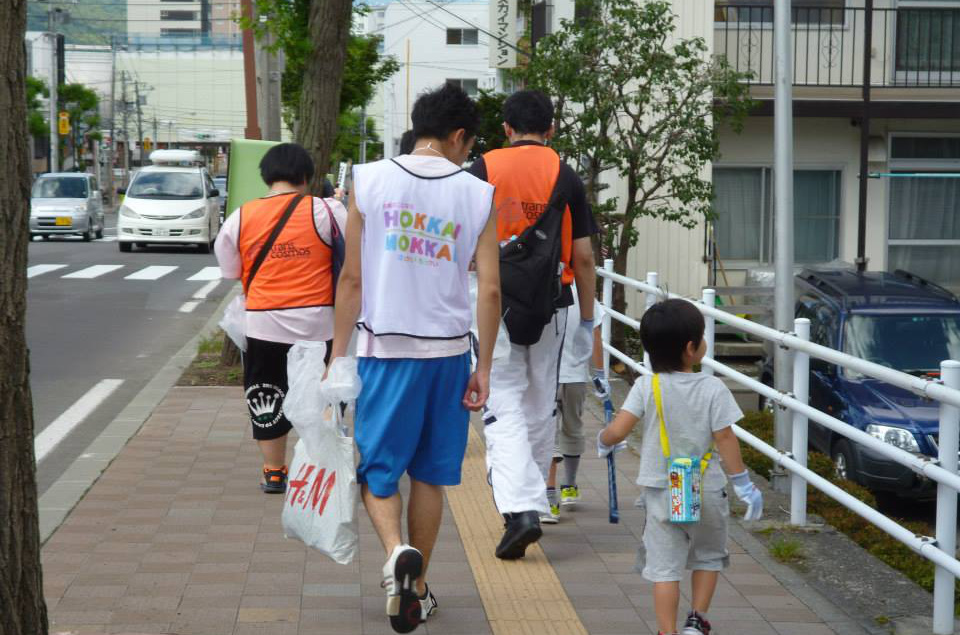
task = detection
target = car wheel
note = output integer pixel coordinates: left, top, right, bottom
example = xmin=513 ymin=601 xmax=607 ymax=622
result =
xmin=197 ymin=242 xmax=211 ymax=254
xmin=83 ymin=221 xmax=94 ymax=242
xmin=95 ymin=226 xmax=104 ymax=239
xmin=832 ymin=439 xmax=858 ymax=484
xmin=119 ymin=242 xmax=132 ymax=253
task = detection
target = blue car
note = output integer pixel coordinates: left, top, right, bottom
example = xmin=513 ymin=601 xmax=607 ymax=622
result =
xmin=763 ymin=268 xmax=960 ymax=500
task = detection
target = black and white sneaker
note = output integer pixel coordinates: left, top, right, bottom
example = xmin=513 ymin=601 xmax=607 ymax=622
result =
xmin=419 ymin=584 xmax=438 ymax=621
xmin=682 ymin=611 xmax=712 ymax=635
xmin=382 ymin=544 xmax=424 ymax=633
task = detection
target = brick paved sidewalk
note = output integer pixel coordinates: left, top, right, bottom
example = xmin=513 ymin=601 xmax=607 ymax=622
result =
xmin=42 ymin=386 xmax=866 ymax=635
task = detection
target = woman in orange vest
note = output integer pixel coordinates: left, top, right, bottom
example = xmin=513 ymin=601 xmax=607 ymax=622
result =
xmin=215 ymin=143 xmax=347 ymax=493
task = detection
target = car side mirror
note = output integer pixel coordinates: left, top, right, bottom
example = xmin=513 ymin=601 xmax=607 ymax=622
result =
xmin=209 ymin=188 xmax=220 ymax=197
xmin=117 ymin=187 xmax=126 ymax=195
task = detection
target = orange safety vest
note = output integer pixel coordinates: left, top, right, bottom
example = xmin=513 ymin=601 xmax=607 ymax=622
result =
xmin=239 ymin=194 xmax=334 ymax=311
xmin=484 ymin=144 xmax=575 ymax=285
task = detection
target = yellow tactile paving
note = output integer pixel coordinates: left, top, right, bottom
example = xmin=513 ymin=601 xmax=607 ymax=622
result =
xmin=446 ymin=426 xmax=589 ymax=635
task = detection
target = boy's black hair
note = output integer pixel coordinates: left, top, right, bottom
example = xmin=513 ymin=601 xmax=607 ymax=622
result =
xmin=259 ymin=143 xmax=314 ymax=187
xmin=639 ymin=299 xmax=705 ymax=373
xmin=502 ymin=89 xmax=554 ymax=135
xmin=399 ymin=129 xmax=416 ymax=155
xmin=412 ymin=83 xmax=479 ymax=142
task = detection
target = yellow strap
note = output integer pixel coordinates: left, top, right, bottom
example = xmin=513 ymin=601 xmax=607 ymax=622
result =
xmin=653 ymin=373 xmax=712 ymax=475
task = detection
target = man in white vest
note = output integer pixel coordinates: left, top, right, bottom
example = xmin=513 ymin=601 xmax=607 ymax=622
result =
xmin=329 ymin=83 xmax=501 ymax=634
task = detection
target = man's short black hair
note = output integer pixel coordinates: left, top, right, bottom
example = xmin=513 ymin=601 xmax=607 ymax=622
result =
xmin=399 ymin=129 xmax=416 ymax=155
xmin=639 ymin=299 xmax=705 ymax=373
xmin=412 ymin=83 xmax=479 ymax=142
xmin=259 ymin=143 xmax=314 ymax=187
xmin=502 ymin=90 xmax=554 ymax=135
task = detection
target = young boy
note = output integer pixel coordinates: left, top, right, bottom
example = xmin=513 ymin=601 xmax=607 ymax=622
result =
xmin=598 ymin=299 xmax=763 ymax=635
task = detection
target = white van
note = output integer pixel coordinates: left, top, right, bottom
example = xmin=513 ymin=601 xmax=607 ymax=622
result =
xmin=116 ymin=150 xmax=221 ymax=253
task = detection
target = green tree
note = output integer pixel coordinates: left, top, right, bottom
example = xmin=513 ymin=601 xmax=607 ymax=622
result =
xmin=521 ymin=0 xmax=753 ymax=336
xmin=330 ymin=110 xmax=381 ymax=165
xmin=472 ymin=89 xmax=508 ymax=158
xmin=58 ymin=83 xmax=100 ymax=170
xmin=26 ymin=76 xmax=49 ymax=140
xmin=246 ymin=2 xmax=397 ymax=185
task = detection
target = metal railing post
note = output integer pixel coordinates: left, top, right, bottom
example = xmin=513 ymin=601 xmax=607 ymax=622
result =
xmin=643 ymin=272 xmax=659 ymax=371
xmin=601 ymin=259 xmax=614 ymax=380
xmin=933 ymin=359 xmax=960 ymax=634
xmin=701 ymin=288 xmax=716 ymax=376
xmin=790 ymin=318 xmax=811 ymax=526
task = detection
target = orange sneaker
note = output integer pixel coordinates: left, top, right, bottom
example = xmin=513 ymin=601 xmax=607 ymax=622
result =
xmin=261 ymin=465 xmax=288 ymax=494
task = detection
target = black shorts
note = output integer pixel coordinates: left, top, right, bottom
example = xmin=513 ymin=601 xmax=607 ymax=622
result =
xmin=243 ymin=337 xmax=294 ymax=441
xmin=243 ymin=337 xmax=332 ymax=441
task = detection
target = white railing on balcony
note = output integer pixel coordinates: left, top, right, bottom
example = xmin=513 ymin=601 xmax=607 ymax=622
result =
xmin=598 ymin=259 xmax=960 ymax=634
xmin=714 ymin=5 xmax=960 ymax=88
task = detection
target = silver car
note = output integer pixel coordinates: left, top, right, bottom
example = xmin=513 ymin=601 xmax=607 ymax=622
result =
xmin=30 ymin=173 xmax=106 ymax=241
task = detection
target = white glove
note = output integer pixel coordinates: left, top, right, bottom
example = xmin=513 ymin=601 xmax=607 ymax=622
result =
xmin=597 ymin=429 xmax=627 ymax=458
xmin=591 ymin=368 xmax=611 ymax=400
xmin=730 ymin=470 xmax=763 ymax=521
xmin=571 ymin=319 xmax=594 ymax=364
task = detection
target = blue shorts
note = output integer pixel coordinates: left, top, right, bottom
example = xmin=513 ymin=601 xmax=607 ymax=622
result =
xmin=355 ymin=353 xmax=471 ymax=497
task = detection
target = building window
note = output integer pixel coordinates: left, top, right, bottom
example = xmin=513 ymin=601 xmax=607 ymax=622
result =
xmin=161 ymin=10 xmax=199 ymax=20
xmin=712 ymin=167 xmax=841 ymax=263
xmin=896 ymin=9 xmax=960 ymax=74
xmin=714 ymin=0 xmax=844 ymax=25
xmin=888 ymin=135 xmax=960 ymax=287
xmin=161 ymin=28 xmax=202 ymax=36
xmin=446 ymin=28 xmax=479 ymax=45
xmin=446 ymin=78 xmax=479 ymax=97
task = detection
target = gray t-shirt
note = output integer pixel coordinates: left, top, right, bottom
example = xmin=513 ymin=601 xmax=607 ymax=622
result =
xmin=622 ymin=372 xmax=743 ymax=491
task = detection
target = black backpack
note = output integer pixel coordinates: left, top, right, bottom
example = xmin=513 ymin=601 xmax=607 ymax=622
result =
xmin=499 ymin=176 xmax=569 ymax=346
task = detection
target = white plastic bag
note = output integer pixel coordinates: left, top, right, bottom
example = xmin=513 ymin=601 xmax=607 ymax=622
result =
xmin=285 ymin=340 xmax=330 ymax=459
xmin=282 ymin=431 xmax=357 ymax=564
xmin=219 ymin=294 xmax=247 ymax=352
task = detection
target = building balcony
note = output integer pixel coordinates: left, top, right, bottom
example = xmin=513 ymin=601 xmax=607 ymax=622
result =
xmin=715 ymin=3 xmax=960 ymax=106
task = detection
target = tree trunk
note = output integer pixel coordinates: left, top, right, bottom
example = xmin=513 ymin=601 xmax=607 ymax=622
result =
xmin=221 ymin=334 xmax=243 ymax=367
xmin=297 ymin=0 xmax=354 ymax=193
xmin=0 ymin=1 xmax=50 ymax=633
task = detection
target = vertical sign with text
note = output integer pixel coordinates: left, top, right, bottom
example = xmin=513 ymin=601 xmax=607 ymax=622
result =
xmin=489 ymin=0 xmax=517 ymax=69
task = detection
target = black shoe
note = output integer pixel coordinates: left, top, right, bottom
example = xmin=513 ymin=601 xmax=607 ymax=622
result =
xmin=495 ymin=511 xmax=542 ymax=560
xmin=260 ymin=466 xmax=288 ymax=494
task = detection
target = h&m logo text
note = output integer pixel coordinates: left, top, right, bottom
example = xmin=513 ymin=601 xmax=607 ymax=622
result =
xmin=287 ymin=464 xmax=337 ymax=516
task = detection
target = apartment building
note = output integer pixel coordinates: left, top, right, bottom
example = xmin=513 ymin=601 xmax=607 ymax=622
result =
xmin=127 ymin=0 xmax=240 ymax=38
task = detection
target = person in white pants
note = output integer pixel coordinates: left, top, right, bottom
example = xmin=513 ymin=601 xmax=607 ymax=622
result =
xmin=468 ymin=89 xmax=598 ymax=559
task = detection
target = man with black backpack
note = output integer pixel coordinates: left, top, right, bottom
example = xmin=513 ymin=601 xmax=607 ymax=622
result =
xmin=468 ymin=90 xmax=598 ymax=559
xmin=215 ymin=143 xmax=347 ymax=494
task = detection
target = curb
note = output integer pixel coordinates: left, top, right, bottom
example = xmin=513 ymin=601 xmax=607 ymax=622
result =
xmin=38 ymin=283 xmax=241 ymax=543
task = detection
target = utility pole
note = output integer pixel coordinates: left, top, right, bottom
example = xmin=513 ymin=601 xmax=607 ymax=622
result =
xmin=108 ymin=35 xmax=116 ymax=202
xmin=855 ymin=0 xmax=874 ymax=273
xmin=240 ymin=0 xmax=261 ymax=139
xmin=359 ymin=105 xmax=367 ymax=164
xmin=134 ymin=81 xmax=144 ymax=164
xmin=153 ymin=115 xmax=159 ymax=149
xmin=773 ymin=0 xmax=795 ymax=494
xmin=48 ymin=31 xmax=59 ymax=173
xmin=120 ymin=71 xmax=129 ymax=184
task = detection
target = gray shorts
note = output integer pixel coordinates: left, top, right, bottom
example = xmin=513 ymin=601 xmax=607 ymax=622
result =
xmin=640 ymin=486 xmax=731 ymax=582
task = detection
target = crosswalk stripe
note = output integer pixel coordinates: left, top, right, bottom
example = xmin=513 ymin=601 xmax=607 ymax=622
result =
xmin=62 ymin=264 xmax=124 ymax=279
xmin=193 ymin=279 xmax=221 ymax=299
xmin=28 ymin=264 xmax=68 ymax=279
xmin=125 ymin=265 xmax=178 ymax=281
xmin=187 ymin=266 xmax=221 ymax=281
xmin=179 ymin=301 xmax=200 ymax=313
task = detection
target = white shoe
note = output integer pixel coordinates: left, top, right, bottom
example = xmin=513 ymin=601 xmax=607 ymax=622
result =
xmin=540 ymin=504 xmax=560 ymax=524
xmin=382 ymin=544 xmax=423 ymax=632
xmin=419 ymin=584 xmax=438 ymax=621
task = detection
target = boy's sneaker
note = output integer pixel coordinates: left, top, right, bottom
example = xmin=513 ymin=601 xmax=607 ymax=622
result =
xmin=419 ymin=584 xmax=438 ymax=621
xmin=682 ymin=611 xmax=712 ymax=635
xmin=560 ymin=486 xmax=581 ymax=507
xmin=382 ymin=544 xmax=424 ymax=633
xmin=261 ymin=466 xmax=288 ymax=494
xmin=540 ymin=504 xmax=560 ymax=524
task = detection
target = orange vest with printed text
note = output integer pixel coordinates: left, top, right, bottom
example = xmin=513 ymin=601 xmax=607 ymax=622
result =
xmin=239 ymin=194 xmax=334 ymax=311
xmin=484 ymin=144 xmax=575 ymax=285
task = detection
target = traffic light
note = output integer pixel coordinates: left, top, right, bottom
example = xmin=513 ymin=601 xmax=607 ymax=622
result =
xmin=58 ymin=111 xmax=70 ymax=136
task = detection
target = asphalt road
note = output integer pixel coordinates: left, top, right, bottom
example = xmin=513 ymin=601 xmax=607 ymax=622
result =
xmin=27 ymin=212 xmax=233 ymax=494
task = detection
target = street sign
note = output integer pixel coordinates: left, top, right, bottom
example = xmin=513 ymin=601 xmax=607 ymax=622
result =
xmin=57 ymin=111 xmax=70 ymax=136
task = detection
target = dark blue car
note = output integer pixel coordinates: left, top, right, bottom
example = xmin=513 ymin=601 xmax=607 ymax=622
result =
xmin=764 ymin=268 xmax=960 ymax=500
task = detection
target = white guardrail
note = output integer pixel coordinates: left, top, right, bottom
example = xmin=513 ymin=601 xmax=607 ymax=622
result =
xmin=597 ymin=260 xmax=960 ymax=634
